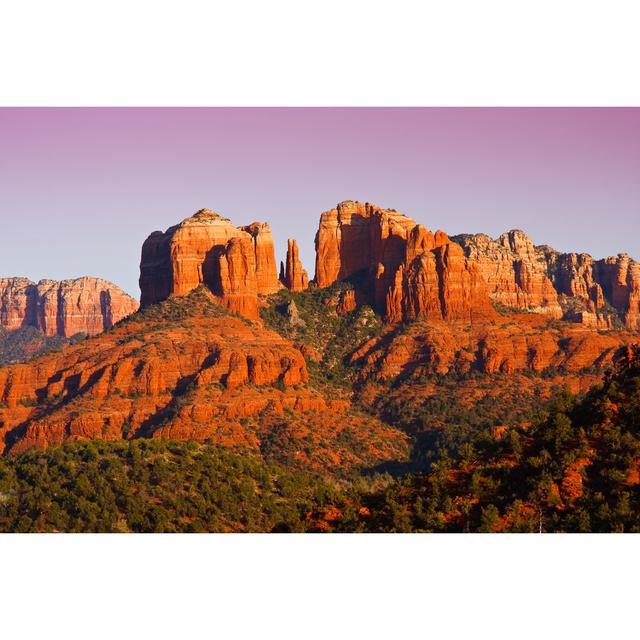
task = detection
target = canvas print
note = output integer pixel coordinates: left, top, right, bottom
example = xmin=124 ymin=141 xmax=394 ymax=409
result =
xmin=1 ymin=107 xmax=639 ymax=533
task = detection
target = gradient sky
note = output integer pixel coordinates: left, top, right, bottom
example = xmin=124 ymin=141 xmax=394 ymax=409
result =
xmin=1 ymin=108 xmax=638 ymax=298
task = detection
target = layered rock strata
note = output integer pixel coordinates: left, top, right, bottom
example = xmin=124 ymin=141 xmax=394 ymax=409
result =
xmin=0 ymin=291 xmax=408 ymax=470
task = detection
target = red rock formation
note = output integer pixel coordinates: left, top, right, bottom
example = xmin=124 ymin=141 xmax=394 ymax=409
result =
xmin=0 ymin=278 xmax=35 ymax=331
xmin=349 ymin=313 xmax=635 ymax=382
xmin=456 ymin=232 xmax=640 ymax=329
xmin=0 ymin=277 xmax=138 ymax=338
xmin=314 ymin=201 xmax=416 ymax=291
xmin=336 ymin=290 xmax=357 ymax=315
xmin=597 ymin=254 xmax=640 ymax=329
xmin=0 ymin=291 xmax=408 ymax=470
xmin=280 ymin=239 xmax=309 ymax=292
xmin=241 ymin=222 xmax=280 ymax=295
xmin=314 ymin=201 xmax=495 ymax=323
xmin=553 ymin=253 xmax=604 ymax=307
xmin=453 ymin=231 xmax=562 ymax=317
xmin=139 ymin=209 xmax=280 ymax=318
xmin=215 ymin=236 xmax=260 ymax=319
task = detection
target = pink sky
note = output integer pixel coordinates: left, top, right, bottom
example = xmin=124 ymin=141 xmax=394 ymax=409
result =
xmin=1 ymin=108 xmax=638 ymax=297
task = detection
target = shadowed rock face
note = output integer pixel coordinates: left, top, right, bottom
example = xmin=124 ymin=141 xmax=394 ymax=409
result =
xmin=139 ymin=209 xmax=280 ymax=319
xmin=242 ymin=222 xmax=281 ymax=296
xmin=0 ymin=277 xmax=138 ymax=338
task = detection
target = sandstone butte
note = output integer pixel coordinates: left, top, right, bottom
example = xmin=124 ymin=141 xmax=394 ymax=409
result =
xmin=0 ymin=276 xmax=139 ymax=338
xmin=0 ymin=290 xmax=407 ymax=470
xmin=139 ymin=209 xmax=282 ymax=320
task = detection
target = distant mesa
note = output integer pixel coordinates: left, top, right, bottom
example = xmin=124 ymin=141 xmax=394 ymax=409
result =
xmin=0 ymin=276 xmax=139 ymax=338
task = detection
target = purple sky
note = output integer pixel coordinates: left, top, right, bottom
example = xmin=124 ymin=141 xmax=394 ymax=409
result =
xmin=1 ymin=108 xmax=638 ymax=298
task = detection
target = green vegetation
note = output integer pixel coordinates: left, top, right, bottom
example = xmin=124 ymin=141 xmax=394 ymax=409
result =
xmin=0 ymin=326 xmax=85 ymax=366
xmin=491 ymin=301 xmax=536 ymax=316
xmin=261 ymin=283 xmax=383 ymax=388
xmin=377 ymin=372 xmax=556 ymax=469
xmin=0 ymin=439 xmax=351 ymax=533
xmin=4 ymin=348 xmax=640 ymax=532
xmin=350 ymin=347 xmax=640 ymax=532
xmin=115 ymin=286 xmax=236 ymax=330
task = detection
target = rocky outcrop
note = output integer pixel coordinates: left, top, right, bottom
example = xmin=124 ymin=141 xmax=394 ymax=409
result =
xmin=139 ymin=209 xmax=280 ymax=319
xmin=350 ymin=313 xmax=634 ymax=382
xmin=596 ymin=254 xmax=640 ymax=329
xmin=280 ymin=239 xmax=308 ymax=292
xmin=284 ymin=300 xmax=306 ymax=328
xmin=0 ymin=290 xmax=408 ymax=471
xmin=453 ymin=231 xmax=562 ymax=317
xmin=241 ymin=222 xmax=280 ymax=295
xmin=336 ymin=290 xmax=357 ymax=315
xmin=0 ymin=277 xmax=138 ymax=338
xmin=455 ymin=231 xmax=640 ymax=329
xmin=314 ymin=201 xmax=416 ymax=292
xmin=314 ymin=201 xmax=495 ymax=323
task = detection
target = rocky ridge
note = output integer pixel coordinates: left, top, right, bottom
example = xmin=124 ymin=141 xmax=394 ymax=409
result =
xmin=0 ymin=289 xmax=407 ymax=469
xmin=454 ymin=231 xmax=640 ymax=329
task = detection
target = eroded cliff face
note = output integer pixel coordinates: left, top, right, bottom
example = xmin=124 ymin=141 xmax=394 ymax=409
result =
xmin=314 ymin=201 xmax=495 ymax=323
xmin=452 ymin=231 xmax=563 ymax=318
xmin=139 ymin=209 xmax=280 ymax=319
xmin=0 ymin=277 xmax=138 ymax=338
xmin=596 ymin=254 xmax=640 ymax=329
xmin=241 ymin=222 xmax=281 ymax=295
xmin=454 ymin=231 xmax=640 ymax=329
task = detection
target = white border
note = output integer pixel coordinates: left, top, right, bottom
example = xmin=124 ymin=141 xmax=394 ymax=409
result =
xmin=1 ymin=1 xmax=639 ymax=106
xmin=1 ymin=1 xmax=639 ymax=638
xmin=1 ymin=533 xmax=638 ymax=639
